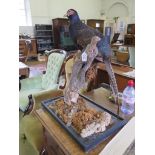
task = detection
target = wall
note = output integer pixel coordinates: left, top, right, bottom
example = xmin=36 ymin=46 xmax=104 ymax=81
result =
xmin=19 ymin=0 xmax=103 ymax=39
xmin=29 ymin=0 xmax=51 ymax=25
xmin=100 ymin=0 xmax=135 ymax=68
xmin=19 ymin=26 xmax=35 ymax=37
xmin=26 ymin=0 xmax=135 ymax=35
xmin=24 ymin=0 xmax=134 ymax=31
xmin=101 ymin=0 xmax=135 ymax=23
xmin=29 ymin=0 xmax=103 ymax=25
xmin=100 ymin=0 xmax=135 ymax=42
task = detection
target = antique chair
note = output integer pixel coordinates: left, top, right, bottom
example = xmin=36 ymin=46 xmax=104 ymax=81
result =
xmin=19 ymin=50 xmax=66 ymax=114
xmin=19 ymin=50 xmax=66 ymax=155
xmin=19 ymin=89 xmax=63 ymax=155
xmin=19 ymin=52 xmax=80 ymax=155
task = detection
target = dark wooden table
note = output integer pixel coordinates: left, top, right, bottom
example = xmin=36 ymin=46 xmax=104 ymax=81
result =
xmin=34 ymin=88 xmax=134 ymax=155
xmin=96 ymin=62 xmax=135 ymax=92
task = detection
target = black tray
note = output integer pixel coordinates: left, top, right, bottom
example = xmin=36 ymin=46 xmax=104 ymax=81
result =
xmin=41 ymin=95 xmax=127 ymax=152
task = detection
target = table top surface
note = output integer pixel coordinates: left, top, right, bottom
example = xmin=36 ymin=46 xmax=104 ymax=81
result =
xmin=96 ymin=62 xmax=135 ymax=79
xmin=19 ymin=62 xmax=29 ymax=69
xmin=35 ymin=87 xmax=134 ymax=155
xmin=19 ymin=38 xmax=36 ymax=41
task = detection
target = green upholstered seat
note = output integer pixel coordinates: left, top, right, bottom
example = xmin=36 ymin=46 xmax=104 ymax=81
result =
xmin=19 ymin=52 xmax=66 ymax=112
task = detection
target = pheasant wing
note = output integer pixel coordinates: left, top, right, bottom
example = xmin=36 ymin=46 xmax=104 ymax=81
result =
xmin=76 ymin=26 xmax=101 ymax=48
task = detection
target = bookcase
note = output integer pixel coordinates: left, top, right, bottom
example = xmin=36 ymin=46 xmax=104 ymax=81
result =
xmin=35 ymin=24 xmax=54 ymax=53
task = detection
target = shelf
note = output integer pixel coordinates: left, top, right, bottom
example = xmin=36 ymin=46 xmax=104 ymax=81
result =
xmin=36 ymin=30 xmax=52 ymax=32
xmin=37 ymin=42 xmax=53 ymax=44
xmin=36 ymin=35 xmax=53 ymax=37
xmin=38 ymin=48 xmax=52 ymax=51
xmin=36 ymin=36 xmax=52 ymax=38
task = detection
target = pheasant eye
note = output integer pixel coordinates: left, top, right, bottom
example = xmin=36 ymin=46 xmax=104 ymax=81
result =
xmin=67 ymin=10 xmax=75 ymax=16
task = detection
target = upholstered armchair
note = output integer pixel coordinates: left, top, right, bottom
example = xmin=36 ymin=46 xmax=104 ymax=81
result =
xmin=19 ymin=50 xmax=66 ymax=155
xmin=19 ymin=90 xmax=63 ymax=155
xmin=19 ymin=51 xmax=66 ymax=113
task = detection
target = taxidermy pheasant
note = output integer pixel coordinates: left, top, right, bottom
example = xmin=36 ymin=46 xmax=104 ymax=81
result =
xmin=64 ymin=36 xmax=100 ymax=126
xmin=65 ymin=9 xmax=119 ymax=114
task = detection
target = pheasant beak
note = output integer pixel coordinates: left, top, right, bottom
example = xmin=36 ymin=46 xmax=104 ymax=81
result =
xmin=64 ymin=13 xmax=67 ymax=17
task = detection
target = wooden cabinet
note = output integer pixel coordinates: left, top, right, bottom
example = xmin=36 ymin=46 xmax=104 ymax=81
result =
xmin=87 ymin=19 xmax=104 ymax=34
xmin=52 ymin=18 xmax=77 ymax=51
xmin=19 ymin=40 xmax=26 ymax=57
xmin=44 ymin=129 xmax=65 ymax=155
xmin=124 ymin=24 xmax=135 ymax=46
xmin=52 ymin=18 xmax=69 ymax=49
xmin=124 ymin=34 xmax=135 ymax=46
xmin=19 ymin=39 xmax=37 ymax=61
xmin=127 ymin=24 xmax=135 ymax=35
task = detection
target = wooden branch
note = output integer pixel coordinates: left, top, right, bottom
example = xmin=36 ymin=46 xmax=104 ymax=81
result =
xmin=64 ymin=36 xmax=101 ymax=104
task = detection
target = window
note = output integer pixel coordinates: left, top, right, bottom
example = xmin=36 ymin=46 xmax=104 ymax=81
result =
xmin=19 ymin=0 xmax=32 ymax=26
